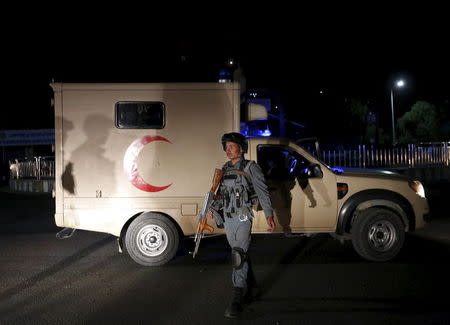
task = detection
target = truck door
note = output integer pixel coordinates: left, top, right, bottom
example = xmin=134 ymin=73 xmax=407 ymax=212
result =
xmin=253 ymin=144 xmax=337 ymax=233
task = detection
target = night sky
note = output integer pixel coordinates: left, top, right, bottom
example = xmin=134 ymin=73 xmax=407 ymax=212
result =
xmin=3 ymin=7 xmax=449 ymax=141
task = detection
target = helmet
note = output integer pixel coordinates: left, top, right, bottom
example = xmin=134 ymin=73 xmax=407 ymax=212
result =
xmin=221 ymin=132 xmax=248 ymax=153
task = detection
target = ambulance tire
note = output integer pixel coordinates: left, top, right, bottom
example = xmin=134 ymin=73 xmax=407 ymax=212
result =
xmin=125 ymin=212 xmax=179 ymax=266
xmin=351 ymin=207 xmax=405 ymax=262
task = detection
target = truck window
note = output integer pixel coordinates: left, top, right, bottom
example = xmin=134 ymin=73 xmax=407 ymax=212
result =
xmin=257 ymin=145 xmax=311 ymax=180
xmin=115 ymin=102 xmax=165 ymax=129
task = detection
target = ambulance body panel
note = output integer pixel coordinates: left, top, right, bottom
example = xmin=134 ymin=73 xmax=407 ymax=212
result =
xmin=52 ymin=82 xmax=240 ymax=237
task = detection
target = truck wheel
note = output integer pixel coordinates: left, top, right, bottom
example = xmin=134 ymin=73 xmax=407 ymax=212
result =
xmin=125 ymin=212 xmax=179 ymax=266
xmin=351 ymin=207 xmax=405 ymax=262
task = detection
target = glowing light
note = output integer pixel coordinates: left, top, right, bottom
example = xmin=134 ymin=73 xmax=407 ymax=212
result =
xmin=409 ymin=180 xmax=426 ymax=198
xmin=218 ymin=69 xmax=231 ymax=83
xmin=259 ymin=129 xmax=272 ymax=137
xmin=396 ymin=80 xmax=405 ymax=87
xmin=331 ymin=167 xmax=344 ymax=174
xmin=289 ymin=159 xmax=297 ymax=174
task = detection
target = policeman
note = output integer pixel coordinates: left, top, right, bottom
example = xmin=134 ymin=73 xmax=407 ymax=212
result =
xmin=208 ymin=132 xmax=275 ymax=319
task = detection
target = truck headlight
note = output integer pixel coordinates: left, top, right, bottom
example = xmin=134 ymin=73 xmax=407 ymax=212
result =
xmin=409 ymin=180 xmax=426 ymax=198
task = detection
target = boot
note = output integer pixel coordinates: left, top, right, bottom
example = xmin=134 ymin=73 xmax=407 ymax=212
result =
xmin=224 ymin=287 xmax=244 ymax=319
xmin=243 ymin=284 xmax=261 ymax=304
xmin=243 ymin=258 xmax=260 ymax=304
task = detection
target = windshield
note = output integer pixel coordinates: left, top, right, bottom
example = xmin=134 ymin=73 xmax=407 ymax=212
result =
xmin=294 ymin=138 xmax=337 ymax=172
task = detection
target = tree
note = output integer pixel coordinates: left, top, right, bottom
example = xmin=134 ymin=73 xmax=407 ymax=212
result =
xmin=438 ymin=105 xmax=450 ymax=139
xmin=397 ymin=101 xmax=439 ymax=143
xmin=366 ymin=124 xmax=390 ymax=145
xmin=343 ymin=98 xmax=368 ymax=143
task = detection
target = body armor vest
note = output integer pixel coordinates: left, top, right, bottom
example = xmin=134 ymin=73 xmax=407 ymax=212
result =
xmin=221 ymin=160 xmax=258 ymax=217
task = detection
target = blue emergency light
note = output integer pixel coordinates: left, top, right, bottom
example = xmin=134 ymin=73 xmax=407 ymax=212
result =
xmin=218 ymin=69 xmax=231 ymax=83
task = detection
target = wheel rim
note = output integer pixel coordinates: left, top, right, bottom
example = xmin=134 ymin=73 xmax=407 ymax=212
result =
xmin=367 ymin=220 xmax=397 ymax=252
xmin=136 ymin=224 xmax=168 ymax=257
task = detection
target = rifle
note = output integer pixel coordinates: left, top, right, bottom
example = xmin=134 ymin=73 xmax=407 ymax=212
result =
xmin=192 ymin=168 xmax=224 ymax=258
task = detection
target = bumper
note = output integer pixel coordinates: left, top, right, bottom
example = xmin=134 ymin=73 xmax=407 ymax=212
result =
xmin=414 ymin=198 xmax=430 ymax=230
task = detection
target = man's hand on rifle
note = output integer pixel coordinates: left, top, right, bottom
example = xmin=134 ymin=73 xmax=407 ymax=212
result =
xmin=267 ymin=216 xmax=276 ymax=232
xmin=207 ymin=210 xmax=214 ymax=219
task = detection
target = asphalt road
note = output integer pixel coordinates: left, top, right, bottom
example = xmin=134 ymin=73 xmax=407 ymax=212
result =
xmin=1 ymin=184 xmax=450 ymax=325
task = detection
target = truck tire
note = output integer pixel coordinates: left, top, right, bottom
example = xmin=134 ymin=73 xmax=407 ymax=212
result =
xmin=351 ymin=207 xmax=405 ymax=262
xmin=125 ymin=212 xmax=179 ymax=266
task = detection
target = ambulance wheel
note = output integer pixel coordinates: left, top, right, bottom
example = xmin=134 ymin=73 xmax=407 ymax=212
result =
xmin=351 ymin=207 xmax=405 ymax=262
xmin=125 ymin=212 xmax=179 ymax=266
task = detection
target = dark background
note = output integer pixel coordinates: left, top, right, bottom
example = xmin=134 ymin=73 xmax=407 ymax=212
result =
xmin=3 ymin=6 xmax=449 ymax=141
xmin=1 ymin=8 xmax=450 ymax=324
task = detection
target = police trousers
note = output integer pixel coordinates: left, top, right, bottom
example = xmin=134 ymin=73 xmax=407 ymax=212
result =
xmin=224 ymin=213 xmax=253 ymax=288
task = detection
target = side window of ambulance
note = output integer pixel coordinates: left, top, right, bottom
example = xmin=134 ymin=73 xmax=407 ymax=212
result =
xmin=257 ymin=145 xmax=311 ymax=181
xmin=115 ymin=102 xmax=165 ymax=129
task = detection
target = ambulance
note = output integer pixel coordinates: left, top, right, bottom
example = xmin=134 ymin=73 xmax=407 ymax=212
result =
xmin=51 ymin=82 xmax=429 ymax=266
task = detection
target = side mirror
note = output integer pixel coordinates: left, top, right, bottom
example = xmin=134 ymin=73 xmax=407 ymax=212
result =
xmin=305 ymin=164 xmax=323 ymax=178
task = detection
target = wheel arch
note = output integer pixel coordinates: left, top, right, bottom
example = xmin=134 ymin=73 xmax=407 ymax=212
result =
xmin=336 ymin=189 xmax=415 ymax=235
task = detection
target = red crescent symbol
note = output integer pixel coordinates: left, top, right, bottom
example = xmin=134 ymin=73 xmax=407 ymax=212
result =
xmin=124 ymin=136 xmax=172 ymax=192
